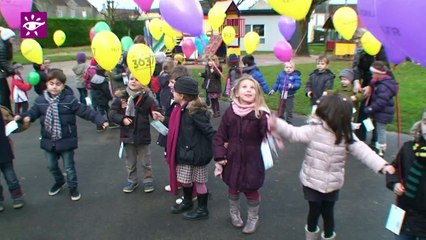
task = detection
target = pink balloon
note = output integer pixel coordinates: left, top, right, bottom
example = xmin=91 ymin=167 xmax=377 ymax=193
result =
xmin=181 ymin=38 xmax=196 ymax=58
xmin=160 ymin=0 xmax=204 ymax=36
xmin=278 ymin=15 xmax=296 ymax=41
xmin=134 ymin=0 xmax=154 ymax=12
xmin=89 ymin=27 xmax=96 ymax=41
xmin=274 ymin=40 xmax=293 ymax=62
xmin=0 ymin=0 xmax=33 ymax=29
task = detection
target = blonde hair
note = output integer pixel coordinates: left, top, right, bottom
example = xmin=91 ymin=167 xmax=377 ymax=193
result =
xmin=231 ymin=74 xmax=269 ymax=118
xmin=284 ymin=60 xmax=296 ymax=69
xmin=162 ymin=59 xmax=175 ymax=73
xmin=208 ymin=55 xmax=220 ymax=67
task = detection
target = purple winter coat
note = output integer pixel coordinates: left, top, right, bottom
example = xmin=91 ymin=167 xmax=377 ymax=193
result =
xmin=366 ymin=75 xmax=399 ymax=124
xmin=213 ymin=106 xmax=268 ymax=192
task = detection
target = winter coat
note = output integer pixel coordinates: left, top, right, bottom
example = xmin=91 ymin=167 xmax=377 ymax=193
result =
xmin=274 ymin=117 xmax=388 ymax=193
xmin=386 ymin=141 xmax=426 ymax=237
xmin=72 ymin=62 xmax=88 ymax=89
xmin=305 ymin=69 xmax=335 ymax=105
xmin=0 ymin=108 xmax=13 ymax=163
xmin=33 ymin=64 xmax=48 ymax=96
xmin=23 ymin=86 xmax=107 ymax=152
xmin=201 ymin=65 xmax=222 ymax=94
xmin=90 ymin=77 xmax=112 ymax=108
xmin=213 ymin=107 xmax=268 ymax=192
xmin=242 ymin=65 xmax=270 ymax=94
xmin=159 ymin=72 xmax=172 ymax=111
xmin=109 ymin=89 xmax=159 ymax=145
xmin=228 ymin=66 xmax=241 ymax=87
xmin=11 ymin=74 xmax=32 ymax=103
xmin=164 ymin=102 xmax=215 ymax=166
xmin=326 ymin=85 xmax=365 ymax=117
xmin=271 ymin=70 xmax=302 ymax=97
xmin=365 ymin=75 xmax=399 ymax=124
xmin=0 ymin=40 xmax=14 ymax=109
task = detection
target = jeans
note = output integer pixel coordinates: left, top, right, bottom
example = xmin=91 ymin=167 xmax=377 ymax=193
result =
xmin=45 ymin=150 xmax=78 ymax=188
xmin=397 ymin=233 xmax=426 ymax=240
xmin=77 ymin=88 xmax=87 ymax=105
xmin=375 ymin=121 xmax=387 ymax=145
xmin=0 ymin=162 xmax=23 ymax=201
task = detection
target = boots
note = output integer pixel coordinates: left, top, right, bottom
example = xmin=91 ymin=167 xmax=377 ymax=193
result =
xmin=242 ymin=200 xmax=260 ymax=234
xmin=377 ymin=144 xmax=387 ymax=157
xmin=170 ymin=186 xmax=193 ymax=214
xmin=305 ymin=225 xmax=320 ymax=240
xmin=321 ymin=232 xmax=336 ymax=240
xmin=229 ymin=196 xmax=244 ymax=227
xmin=211 ymin=98 xmax=220 ymax=118
xmin=183 ymin=193 xmax=209 ymax=220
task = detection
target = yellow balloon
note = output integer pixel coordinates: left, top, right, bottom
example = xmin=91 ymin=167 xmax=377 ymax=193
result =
xmin=361 ymin=31 xmax=382 ymax=55
xmin=91 ymin=31 xmax=122 ymax=71
xmin=244 ymin=31 xmax=260 ymax=54
xmin=164 ymin=35 xmax=176 ymax=51
xmin=208 ymin=7 xmax=226 ymax=31
xmin=149 ymin=18 xmax=163 ymax=41
xmin=20 ymin=39 xmax=43 ymax=64
xmin=222 ymin=26 xmax=236 ymax=45
xmin=162 ymin=21 xmax=182 ymax=38
xmin=127 ymin=44 xmax=156 ymax=85
xmin=333 ymin=7 xmax=358 ymax=40
xmin=268 ymin=0 xmax=312 ymax=20
xmin=53 ymin=30 xmax=66 ymax=47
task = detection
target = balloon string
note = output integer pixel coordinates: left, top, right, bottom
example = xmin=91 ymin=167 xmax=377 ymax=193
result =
xmin=211 ymin=61 xmax=225 ymax=80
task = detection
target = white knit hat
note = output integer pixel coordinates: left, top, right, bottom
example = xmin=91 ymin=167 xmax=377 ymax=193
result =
xmin=0 ymin=27 xmax=15 ymax=41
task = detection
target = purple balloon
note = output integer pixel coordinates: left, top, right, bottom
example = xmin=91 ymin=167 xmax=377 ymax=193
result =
xmin=383 ymin=44 xmax=405 ymax=65
xmin=159 ymin=0 xmax=204 ymax=36
xmin=134 ymin=0 xmax=154 ymax=12
xmin=181 ymin=38 xmax=196 ymax=58
xmin=274 ymin=40 xmax=293 ymax=62
xmin=278 ymin=15 xmax=296 ymax=41
xmin=375 ymin=0 xmax=426 ymax=66
xmin=358 ymin=0 xmax=387 ymax=42
xmin=0 ymin=0 xmax=32 ymax=29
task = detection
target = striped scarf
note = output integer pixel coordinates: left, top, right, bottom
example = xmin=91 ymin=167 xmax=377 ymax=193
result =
xmin=44 ymin=92 xmax=62 ymax=141
xmin=125 ymin=87 xmax=142 ymax=117
xmin=405 ymin=142 xmax=426 ymax=198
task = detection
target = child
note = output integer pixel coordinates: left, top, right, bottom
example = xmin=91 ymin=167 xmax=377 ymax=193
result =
xmin=72 ymin=52 xmax=88 ymax=105
xmin=152 ymin=76 xmax=215 ymax=220
xmin=174 ymin=54 xmax=184 ymax=66
xmin=0 ymin=106 xmax=25 ymax=211
xmin=242 ymin=55 xmax=270 ymax=94
xmin=33 ymin=62 xmax=48 ymax=96
xmin=224 ymin=54 xmax=241 ymax=97
xmin=90 ymin=65 xmax=113 ymax=131
xmin=11 ymin=62 xmax=32 ymax=115
xmin=305 ymin=56 xmax=335 ymax=107
xmin=386 ymin=109 xmax=426 ymax=240
xmin=213 ymin=74 xmax=270 ymax=234
xmin=158 ymin=59 xmax=175 ymax=112
xmin=200 ymin=55 xmax=222 ymax=117
xmin=268 ymin=93 xmax=395 ymax=240
xmin=364 ymin=61 xmax=399 ymax=157
xmin=269 ymin=61 xmax=301 ymax=124
xmin=109 ymin=73 xmax=159 ymax=193
xmin=17 ymin=69 xmax=109 ymax=201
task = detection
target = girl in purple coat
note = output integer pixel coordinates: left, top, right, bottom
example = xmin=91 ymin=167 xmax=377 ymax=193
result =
xmin=213 ymin=74 xmax=270 ymax=234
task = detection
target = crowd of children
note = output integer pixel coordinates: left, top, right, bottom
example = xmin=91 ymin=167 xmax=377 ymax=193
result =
xmin=1 ymin=41 xmax=418 ymax=239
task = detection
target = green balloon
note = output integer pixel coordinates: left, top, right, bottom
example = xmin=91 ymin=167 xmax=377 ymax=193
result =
xmin=121 ymin=36 xmax=134 ymax=52
xmin=28 ymin=71 xmax=40 ymax=86
xmin=94 ymin=21 xmax=111 ymax=34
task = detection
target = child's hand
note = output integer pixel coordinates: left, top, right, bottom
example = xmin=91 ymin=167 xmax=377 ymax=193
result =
xmin=224 ymin=142 xmax=229 ymax=149
xmin=307 ymin=91 xmax=313 ymax=98
xmin=121 ymin=99 xmax=128 ymax=109
xmin=214 ymin=162 xmax=223 ymax=178
xmin=23 ymin=116 xmax=30 ymax=123
xmin=217 ymin=160 xmax=227 ymax=165
xmin=123 ymin=117 xmax=133 ymax=126
xmin=381 ymin=164 xmax=396 ymax=174
xmin=152 ymin=111 xmax=164 ymax=122
xmin=268 ymin=90 xmax=275 ymax=95
xmin=350 ymin=95 xmax=357 ymax=101
xmin=14 ymin=115 xmax=21 ymax=121
xmin=102 ymin=122 xmax=109 ymax=129
xmin=288 ymin=84 xmax=293 ymax=89
xmin=393 ymin=183 xmax=405 ymax=196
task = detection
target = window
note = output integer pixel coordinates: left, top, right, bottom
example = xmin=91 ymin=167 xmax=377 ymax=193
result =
xmin=245 ymin=24 xmax=265 ymax=44
xmin=82 ymin=10 xmax=87 ymax=18
xmin=70 ymin=9 xmax=75 ymax=18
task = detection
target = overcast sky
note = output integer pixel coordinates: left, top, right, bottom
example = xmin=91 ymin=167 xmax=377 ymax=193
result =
xmin=87 ymin=0 xmax=358 ymax=12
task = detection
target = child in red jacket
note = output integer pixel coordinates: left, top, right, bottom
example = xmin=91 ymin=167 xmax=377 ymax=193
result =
xmin=11 ymin=63 xmax=32 ymax=115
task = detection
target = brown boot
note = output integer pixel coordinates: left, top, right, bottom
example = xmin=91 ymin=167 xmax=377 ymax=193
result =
xmin=242 ymin=200 xmax=259 ymax=234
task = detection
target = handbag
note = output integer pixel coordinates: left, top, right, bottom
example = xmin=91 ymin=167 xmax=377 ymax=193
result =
xmin=261 ymin=133 xmax=278 ymax=170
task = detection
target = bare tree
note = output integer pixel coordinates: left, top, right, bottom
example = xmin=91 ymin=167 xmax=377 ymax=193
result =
xmin=201 ymin=0 xmax=250 ymax=8
xmin=101 ymin=0 xmax=117 ymax=29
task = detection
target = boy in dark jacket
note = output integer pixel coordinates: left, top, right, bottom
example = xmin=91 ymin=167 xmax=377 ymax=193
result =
xmin=242 ymin=55 xmax=270 ymax=94
xmin=90 ymin=65 xmax=113 ymax=131
xmin=386 ymin=109 xmax=426 ymax=239
xmin=109 ymin=73 xmax=159 ymax=193
xmin=18 ymin=69 xmax=108 ymax=201
xmin=305 ymin=56 xmax=335 ymax=107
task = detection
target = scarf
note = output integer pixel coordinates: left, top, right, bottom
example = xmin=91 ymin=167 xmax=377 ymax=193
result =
xmin=44 ymin=91 xmax=62 ymax=141
xmin=125 ymin=87 xmax=142 ymax=117
xmin=231 ymin=100 xmax=255 ymax=117
xmin=166 ymin=103 xmax=184 ymax=195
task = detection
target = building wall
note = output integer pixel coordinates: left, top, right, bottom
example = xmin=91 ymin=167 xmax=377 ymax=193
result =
xmin=239 ymin=15 xmax=281 ymax=52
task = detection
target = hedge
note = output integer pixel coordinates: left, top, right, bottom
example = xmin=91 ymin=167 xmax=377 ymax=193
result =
xmin=37 ymin=18 xmax=145 ymax=48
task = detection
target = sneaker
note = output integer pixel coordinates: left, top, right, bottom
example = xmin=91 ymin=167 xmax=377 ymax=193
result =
xmin=164 ymin=185 xmax=171 ymax=192
xmin=70 ymin=188 xmax=81 ymax=201
xmin=48 ymin=182 xmax=65 ymax=196
xmin=96 ymin=126 xmax=106 ymax=132
xmin=144 ymin=182 xmax=155 ymax=193
xmin=12 ymin=198 xmax=25 ymax=209
xmin=123 ymin=182 xmax=139 ymax=193
xmin=0 ymin=201 xmax=4 ymax=212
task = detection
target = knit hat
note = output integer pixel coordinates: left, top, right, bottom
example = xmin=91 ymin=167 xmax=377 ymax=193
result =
xmin=155 ymin=52 xmax=167 ymax=64
xmin=174 ymin=76 xmax=199 ymax=95
xmin=0 ymin=28 xmax=15 ymax=41
xmin=339 ymin=68 xmax=355 ymax=82
xmin=228 ymin=54 xmax=239 ymax=63
xmin=76 ymin=52 xmax=86 ymax=64
xmin=13 ymin=63 xmax=23 ymax=70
